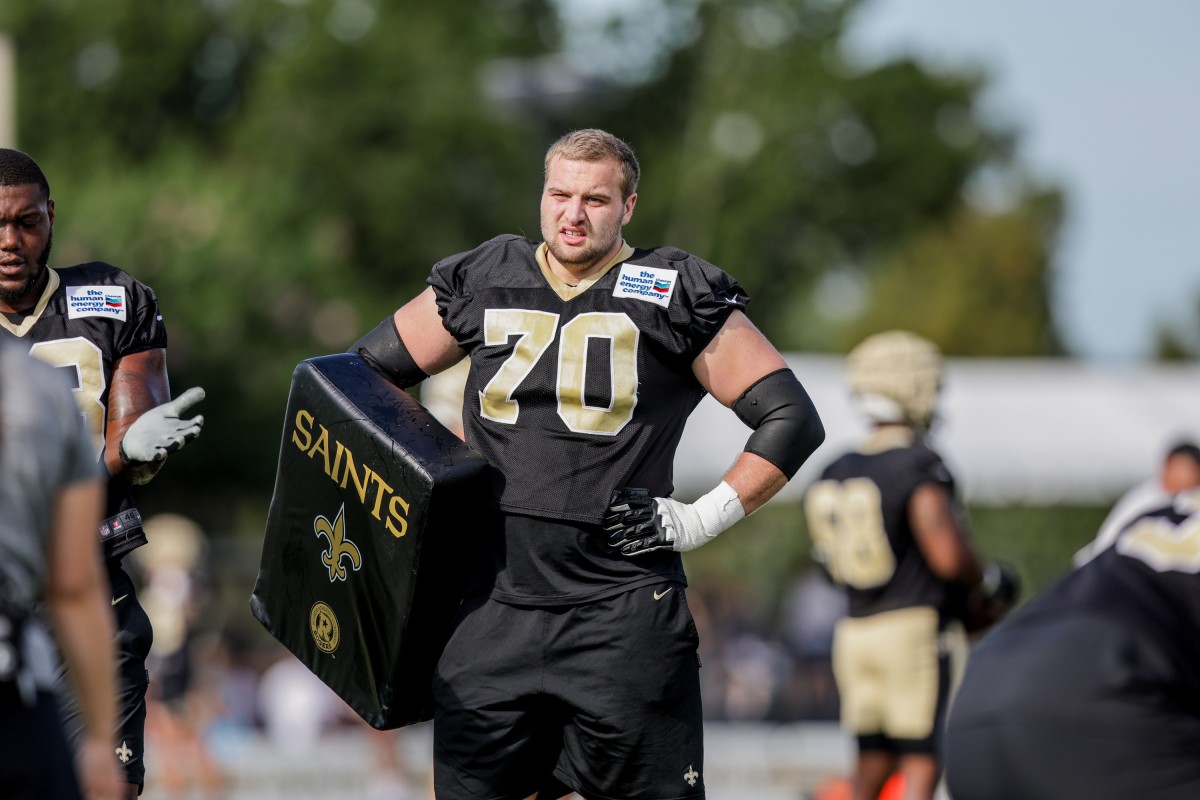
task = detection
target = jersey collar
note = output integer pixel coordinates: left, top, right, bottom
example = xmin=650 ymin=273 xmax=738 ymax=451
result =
xmin=535 ymin=241 xmax=635 ymax=302
xmin=861 ymin=425 xmax=917 ymax=454
xmin=0 ymin=268 xmax=60 ymax=337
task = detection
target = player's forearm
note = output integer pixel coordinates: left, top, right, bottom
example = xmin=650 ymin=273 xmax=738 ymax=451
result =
xmin=916 ymin=523 xmax=984 ymax=585
xmin=50 ymin=585 xmax=118 ymax=742
xmin=105 ymin=349 xmax=172 ymax=477
xmin=721 ymin=366 xmax=824 ymax=515
xmin=606 ymin=453 xmax=788 ymax=556
xmin=722 ymin=451 xmax=789 ymax=515
xmin=947 ymin=548 xmax=985 ymax=587
xmin=909 ymin=483 xmax=984 ymax=585
xmin=48 ymin=481 xmax=118 ymax=743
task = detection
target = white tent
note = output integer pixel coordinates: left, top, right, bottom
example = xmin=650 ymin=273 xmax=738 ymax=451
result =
xmin=673 ymin=356 xmax=1200 ymax=506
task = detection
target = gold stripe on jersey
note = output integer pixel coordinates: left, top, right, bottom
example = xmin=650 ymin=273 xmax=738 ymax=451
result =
xmin=535 ymin=241 xmax=634 ymax=302
xmin=0 ymin=268 xmax=60 ymax=336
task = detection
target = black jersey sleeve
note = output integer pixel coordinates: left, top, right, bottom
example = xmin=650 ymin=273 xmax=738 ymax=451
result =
xmin=427 ymin=235 xmax=530 ymax=348
xmin=662 ymin=249 xmax=750 ymax=360
xmin=427 ymin=249 xmax=472 ymax=334
xmin=906 ymin=442 xmax=956 ymax=495
xmin=69 ymin=262 xmax=168 ymax=357
xmin=54 ymin=262 xmax=168 ymax=357
xmin=119 ymin=276 xmax=167 ymax=356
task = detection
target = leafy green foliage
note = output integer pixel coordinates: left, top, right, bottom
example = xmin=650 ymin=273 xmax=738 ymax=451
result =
xmin=1 ymin=0 xmax=1065 ymax=535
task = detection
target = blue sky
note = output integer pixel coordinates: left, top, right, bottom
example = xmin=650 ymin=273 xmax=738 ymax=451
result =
xmin=843 ymin=0 xmax=1200 ymax=361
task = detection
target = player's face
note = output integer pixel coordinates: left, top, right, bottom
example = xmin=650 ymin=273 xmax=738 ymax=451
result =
xmin=1162 ymin=454 xmax=1200 ymax=494
xmin=0 ymin=183 xmax=54 ymax=313
xmin=540 ymin=155 xmax=636 ymax=280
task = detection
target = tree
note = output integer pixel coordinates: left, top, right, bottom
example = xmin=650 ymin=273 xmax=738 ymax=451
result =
xmin=1155 ymin=294 xmax=1200 ymax=360
xmin=555 ymin=0 xmax=1065 ymax=355
xmin=2 ymin=0 xmax=554 ymax=518
xmin=1 ymin=0 xmax=1066 ymax=529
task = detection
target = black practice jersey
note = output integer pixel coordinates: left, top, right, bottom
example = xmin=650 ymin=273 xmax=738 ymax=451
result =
xmin=1003 ymin=491 xmax=1200 ymax=702
xmin=0 ymin=264 xmax=167 ymax=560
xmin=804 ymin=430 xmax=967 ymax=621
xmin=429 ymin=235 xmax=747 ymax=604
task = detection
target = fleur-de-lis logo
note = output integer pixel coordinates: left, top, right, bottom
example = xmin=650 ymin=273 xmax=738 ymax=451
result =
xmin=314 ymin=504 xmax=362 ymax=582
xmin=683 ymin=765 xmax=699 ymax=787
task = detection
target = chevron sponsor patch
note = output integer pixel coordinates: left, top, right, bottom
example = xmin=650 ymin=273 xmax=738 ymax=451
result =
xmin=66 ymin=285 xmax=128 ymax=321
xmin=613 ymin=263 xmax=677 ymax=308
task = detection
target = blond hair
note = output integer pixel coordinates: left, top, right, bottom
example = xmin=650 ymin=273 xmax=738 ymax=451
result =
xmin=544 ymin=129 xmax=640 ymax=199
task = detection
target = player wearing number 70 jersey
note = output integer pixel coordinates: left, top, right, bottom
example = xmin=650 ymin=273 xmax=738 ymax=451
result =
xmin=802 ymin=331 xmax=1017 ymax=800
xmin=347 ymin=128 xmax=824 ymax=800
xmin=0 ymin=147 xmax=203 ymax=798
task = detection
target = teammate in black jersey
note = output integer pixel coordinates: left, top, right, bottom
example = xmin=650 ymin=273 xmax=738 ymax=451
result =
xmin=945 ymin=489 xmax=1200 ymax=799
xmin=0 ymin=148 xmax=204 ymax=797
xmin=349 ymin=128 xmax=825 ymax=800
xmin=803 ymin=331 xmax=1016 ymax=800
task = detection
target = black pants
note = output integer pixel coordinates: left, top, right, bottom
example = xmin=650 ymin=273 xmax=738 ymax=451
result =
xmin=433 ymin=582 xmax=705 ymax=800
xmin=57 ymin=564 xmax=153 ymax=788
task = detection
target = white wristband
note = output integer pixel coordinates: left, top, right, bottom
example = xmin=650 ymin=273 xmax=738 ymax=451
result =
xmin=657 ymin=481 xmax=746 ymax=553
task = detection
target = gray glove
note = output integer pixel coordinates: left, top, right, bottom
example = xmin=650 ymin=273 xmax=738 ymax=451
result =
xmin=119 ymin=387 xmax=205 ymax=464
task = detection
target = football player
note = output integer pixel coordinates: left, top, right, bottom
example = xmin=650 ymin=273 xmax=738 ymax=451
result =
xmin=802 ymin=331 xmax=1016 ymax=800
xmin=349 ymin=128 xmax=825 ymax=800
xmin=0 ymin=147 xmax=204 ymax=798
xmin=1073 ymin=440 xmax=1200 ymax=566
xmin=944 ymin=488 xmax=1200 ymax=799
xmin=0 ymin=344 xmax=121 ymax=800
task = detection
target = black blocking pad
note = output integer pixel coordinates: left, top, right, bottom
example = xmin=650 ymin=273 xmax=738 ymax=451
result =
xmin=250 ymin=353 xmax=492 ymax=729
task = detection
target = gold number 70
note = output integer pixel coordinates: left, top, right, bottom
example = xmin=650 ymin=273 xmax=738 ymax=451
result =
xmin=479 ymin=308 xmax=640 ymax=436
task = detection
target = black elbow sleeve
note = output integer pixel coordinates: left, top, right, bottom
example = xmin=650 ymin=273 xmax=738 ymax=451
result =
xmin=348 ymin=317 xmax=429 ymax=389
xmin=732 ymin=368 xmax=825 ymax=479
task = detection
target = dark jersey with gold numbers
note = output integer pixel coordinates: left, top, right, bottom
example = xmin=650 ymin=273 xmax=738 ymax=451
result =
xmin=0 ymin=263 xmax=167 ymax=561
xmin=429 ymin=235 xmax=747 ymax=605
xmin=805 ymin=429 xmax=968 ymax=621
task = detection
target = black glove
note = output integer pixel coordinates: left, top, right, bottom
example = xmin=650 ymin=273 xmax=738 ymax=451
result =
xmin=603 ymin=483 xmax=746 ymax=556
xmin=981 ymin=561 xmax=1021 ymax=609
xmin=967 ymin=561 xmax=1021 ymax=632
xmin=603 ymin=488 xmax=673 ymax=556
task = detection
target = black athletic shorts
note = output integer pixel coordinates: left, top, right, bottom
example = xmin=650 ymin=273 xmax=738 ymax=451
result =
xmin=945 ymin=614 xmax=1200 ymax=800
xmin=59 ymin=563 xmax=153 ymax=789
xmin=0 ymin=687 xmax=84 ymax=800
xmin=432 ymin=581 xmax=706 ymax=800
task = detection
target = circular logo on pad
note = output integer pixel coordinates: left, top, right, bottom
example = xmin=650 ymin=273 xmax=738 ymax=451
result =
xmin=310 ymin=601 xmax=340 ymax=653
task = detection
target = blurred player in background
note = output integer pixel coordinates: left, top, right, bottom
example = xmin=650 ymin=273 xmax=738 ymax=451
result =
xmin=945 ymin=486 xmax=1200 ymax=799
xmin=135 ymin=514 xmax=227 ymax=797
xmin=1073 ymin=440 xmax=1200 ymax=566
xmin=803 ymin=330 xmax=1017 ymax=800
xmin=0 ymin=148 xmax=205 ymax=797
xmin=349 ymin=128 xmax=824 ymax=800
xmin=0 ymin=344 xmax=120 ymax=800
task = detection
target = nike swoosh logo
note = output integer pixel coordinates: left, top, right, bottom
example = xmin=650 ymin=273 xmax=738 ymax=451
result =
xmin=653 ymin=588 xmax=673 ymax=601
xmin=111 ymin=594 xmax=128 ymax=606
